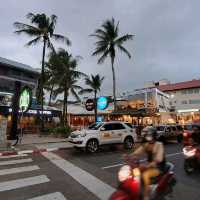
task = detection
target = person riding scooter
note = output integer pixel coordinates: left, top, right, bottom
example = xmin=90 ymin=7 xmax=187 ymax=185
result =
xmin=191 ymin=125 xmax=200 ymax=145
xmin=130 ymin=127 xmax=166 ymax=200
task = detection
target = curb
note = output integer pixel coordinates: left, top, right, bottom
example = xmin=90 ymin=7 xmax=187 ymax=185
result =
xmin=0 ymin=147 xmax=70 ymax=157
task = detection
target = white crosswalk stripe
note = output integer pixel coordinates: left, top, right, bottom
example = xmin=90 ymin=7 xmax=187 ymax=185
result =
xmin=28 ymin=192 xmax=67 ymax=200
xmin=0 ymin=165 xmax=40 ymax=176
xmin=0 ymin=154 xmax=28 ymax=159
xmin=0 ymin=155 xmax=67 ymax=200
xmin=43 ymin=152 xmax=115 ymax=200
xmin=0 ymin=158 xmax=33 ymax=166
xmin=0 ymin=175 xmax=50 ymax=192
xmin=0 ymin=152 xmax=116 ymax=200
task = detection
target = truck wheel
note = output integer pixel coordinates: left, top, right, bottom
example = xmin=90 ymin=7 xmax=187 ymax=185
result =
xmin=86 ymin=139 xmax=99 ymax=153
xmin=124 ymin=137 xmax=134 ymax=149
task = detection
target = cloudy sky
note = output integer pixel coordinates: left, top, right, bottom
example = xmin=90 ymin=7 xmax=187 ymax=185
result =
xmin=0 ymin=0 xmax=200 ymax=97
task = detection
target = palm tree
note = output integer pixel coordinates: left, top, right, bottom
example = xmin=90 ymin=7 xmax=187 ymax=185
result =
xmin=49 ymin=49 xmax=86 ymax=126
xmin=91 ymin=18 xmax=134 ymax=110
xmin=43 ymin=66 xmax=57 ymax=106
xmin=79 ymin=74 xmax=104 ymax=122
xmin=14 ymin=13 xmax=71 ymax=130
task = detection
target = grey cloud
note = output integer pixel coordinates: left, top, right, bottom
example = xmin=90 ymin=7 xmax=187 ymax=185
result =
xmin=0 ymin=0 xmax=200 ymax=97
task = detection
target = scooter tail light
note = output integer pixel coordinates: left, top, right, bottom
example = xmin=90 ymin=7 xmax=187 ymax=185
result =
xmin=183 ymin=132 xmax=188 ymax=137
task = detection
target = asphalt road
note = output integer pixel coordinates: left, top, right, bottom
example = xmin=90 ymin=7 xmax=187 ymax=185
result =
xmin=0 ymin=143 xmax=199 ymax=200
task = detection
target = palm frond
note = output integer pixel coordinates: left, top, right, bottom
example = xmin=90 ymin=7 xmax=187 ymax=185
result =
xmin=79 ymin=88 xmax=93 ymax=95
xmin=90 ymin=34 xmax=106 ymax=40
xmin=25 ymin=36 xmax=41 ymax=46
xmin=14 ymin=22 xmax=41 ymax=36
xmin=71 ymin=88 xmax=81 ymax=101
xmin=50 ymin=15 xmax=57 ymax=25
xmin=93 ymin=29 xmax=107 ymax=37
xmin=115 ymin=34 xmax=134 ymax=45
xmin=97 ymin=49 xmax=109 ymax=64
xmin=47 ymin=38 xmax=56 ymax=53
xmin=51 ymin=34 xmax=71 ymax=46
xmin=117 ymin=44 xmax=132 ymax=58
xmin=72 ymin=85 xmax=83 ymax=90
xmin=92 ymin=45 xmax=108 ymax=57
xmin=26 ymin=13 xmax=35 ymax=20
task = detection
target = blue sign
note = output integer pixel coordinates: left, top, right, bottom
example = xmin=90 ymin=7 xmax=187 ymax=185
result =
xmin=97 ymin=116 xmax=103 ymax=122
xmin=97 ymin=97 xmax=108 ymax=110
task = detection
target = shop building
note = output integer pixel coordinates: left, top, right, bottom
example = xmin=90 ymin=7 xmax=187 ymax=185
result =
xmin=0 ymin=57 xmax=61 ymax=135
xmin=145 ymin=79 xmax=200 ymax=124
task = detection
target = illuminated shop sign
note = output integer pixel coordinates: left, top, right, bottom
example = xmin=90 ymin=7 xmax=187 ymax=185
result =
xmin=19 ymin=86 xmax=32 ymax=112
xmin=8 ymin=108 xmax=52 ymax=115
xmin=85 ymin=99 xmax=95 ymax=111
xmin=97 ymin=97 xmax=109 ymax=110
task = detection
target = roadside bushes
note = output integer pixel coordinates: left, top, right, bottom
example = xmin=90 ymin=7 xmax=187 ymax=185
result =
xmin=51 ymin=126 xmax=72 ymax=138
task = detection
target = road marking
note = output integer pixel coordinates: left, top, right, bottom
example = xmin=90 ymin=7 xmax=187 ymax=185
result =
xmin=0 ymin=165 xmax=40 ymax=176
xmin=0 ymin=175 xmax=49 ymax=192
xmin=0 ymin=154 xmax=28 ymax=159
xmin=0 ymin=158 xmax=33 ymax=166
xmin=43 ymin=152 xmax=115 ymax=200
xmin=28 ymin=192 xmax=67 ymax=200
xmin=102 ymin=163 xmax=124 ymax=169
xmin=166 ymin=152 xmax=182 ymax=158
xmin=102 ymin=152 xmax=183 ymax=169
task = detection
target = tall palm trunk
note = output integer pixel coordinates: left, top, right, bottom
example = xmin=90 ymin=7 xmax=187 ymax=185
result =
xmin=94 ymin=90 xmax=97 ymax=122
xmin=62 ymin=87 xmax=67 ymax=127
xmin=65 ymin=93 xmax=68 ymax=125
xmin=48 ymin=84 xmax=54 ymax=106
xmin=111 ymin=58 xmax=117 ymax=111
xmin=41 ymin=38 xmax=47 ymax=131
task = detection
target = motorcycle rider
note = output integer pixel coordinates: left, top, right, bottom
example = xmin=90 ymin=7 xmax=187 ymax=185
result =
xmin=130 ymin=127 xmax=166 ymax=200
xmin=191 ymin=125 xmax=200 ymax=145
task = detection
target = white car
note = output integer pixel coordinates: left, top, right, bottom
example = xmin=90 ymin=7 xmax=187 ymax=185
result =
xmin=68 ymin=121 xmax=137 ymax=153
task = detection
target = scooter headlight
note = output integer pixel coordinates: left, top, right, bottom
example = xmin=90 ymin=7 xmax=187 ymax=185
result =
xmin=118 ymin=165 xmax=131 ymax=182
xmin=183 ymin=147 xmax=196 ymax=157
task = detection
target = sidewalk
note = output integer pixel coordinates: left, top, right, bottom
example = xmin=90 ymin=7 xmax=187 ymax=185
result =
xmin=0 ymin=134 xmax=73 ymax=156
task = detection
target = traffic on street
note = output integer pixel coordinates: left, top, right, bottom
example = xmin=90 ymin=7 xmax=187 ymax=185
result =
xmin=0 ymin=140 xmax=200 ymax=200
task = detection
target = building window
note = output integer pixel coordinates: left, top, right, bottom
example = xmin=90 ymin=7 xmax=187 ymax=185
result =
xmin=189 ymin=99 xmax=200 ymax=104
xmin=181 ymin=100 xmax=188 ymax=104
xmin=194 ymin=89 xmax=200 ymax=94
xmin=188 ymin=89 xmax=194 ymax=94
xmin=181 ymin=90 xmax=187 ymax=95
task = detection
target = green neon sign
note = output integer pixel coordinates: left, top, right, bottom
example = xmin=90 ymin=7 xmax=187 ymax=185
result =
xmin=19 ymin=87 xmax=32 ymax=112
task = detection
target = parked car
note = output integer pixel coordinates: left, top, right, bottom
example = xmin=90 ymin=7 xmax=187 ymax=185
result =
xmin=68 ymin=121 xmax=137 ymax=153
xmin=141 ymin=125 xmax=183 ymax=143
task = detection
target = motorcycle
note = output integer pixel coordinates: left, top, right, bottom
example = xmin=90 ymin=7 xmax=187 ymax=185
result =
xmin=183 ymin=145 xmax=200 ymax=174
xmin=109 ymin=157 xmax=176 ymax=200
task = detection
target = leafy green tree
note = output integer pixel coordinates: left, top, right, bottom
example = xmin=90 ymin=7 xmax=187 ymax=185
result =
xmin=79 ymin=74 xmax=104 ymax=122
xmin=14 ymin=13 xmax=71 ymax=130
xmin=91 ymin=18 xmax=133 ymax=110
xmin=49 ymin=49 xmax=86 ymax=126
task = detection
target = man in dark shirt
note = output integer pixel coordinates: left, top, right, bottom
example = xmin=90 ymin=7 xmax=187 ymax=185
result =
xmin=191 ymin=125 xmax=200 ymax=144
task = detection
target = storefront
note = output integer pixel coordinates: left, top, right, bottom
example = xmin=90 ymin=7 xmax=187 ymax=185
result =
xmin=0 ymin=105 xmax=62 ymax=134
